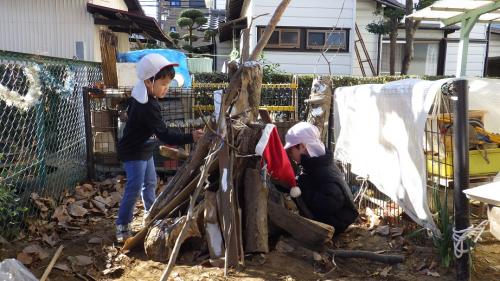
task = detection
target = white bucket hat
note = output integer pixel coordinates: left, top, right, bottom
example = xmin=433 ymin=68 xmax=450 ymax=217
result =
xmin=131 ymin=53 xmax=179 ymax=104
xmin=283 ymin=122 xmax=326 ymax=157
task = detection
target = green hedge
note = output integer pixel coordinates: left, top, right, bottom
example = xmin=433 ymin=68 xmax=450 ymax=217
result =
xmin=192 ymin=72 xmax=449 ymax=88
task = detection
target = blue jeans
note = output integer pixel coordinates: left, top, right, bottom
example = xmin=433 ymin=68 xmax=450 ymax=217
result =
xmin=116 ymin=157 xmax=157 ymax=226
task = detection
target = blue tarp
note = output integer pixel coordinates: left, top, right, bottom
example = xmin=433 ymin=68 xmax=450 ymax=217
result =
xmin=118 ymin=49 xmax=191 ymax=88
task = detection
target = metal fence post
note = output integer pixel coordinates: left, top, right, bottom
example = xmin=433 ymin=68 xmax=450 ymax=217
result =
xmin=452 ymin=78 xmax=470 ymax=281
xmin=82 ymin=87 xmax=95 ymax=180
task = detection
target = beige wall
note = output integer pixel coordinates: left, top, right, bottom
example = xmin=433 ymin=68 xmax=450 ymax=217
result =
xmin=88 ymin=0 xmax=129 ymax=11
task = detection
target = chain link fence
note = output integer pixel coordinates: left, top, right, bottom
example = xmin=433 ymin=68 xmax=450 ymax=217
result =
xmin=0 ymin=50 xmax=102 ymax=239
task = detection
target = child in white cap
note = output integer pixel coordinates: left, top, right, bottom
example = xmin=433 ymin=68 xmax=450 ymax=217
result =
xmin=284 ymin=122 xmax=358 ymax=234
xmin=116 ymin=54 xmax=203 ymax=242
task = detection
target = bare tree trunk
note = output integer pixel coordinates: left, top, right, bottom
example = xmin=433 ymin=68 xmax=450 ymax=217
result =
xmin=401 ymin=0 xmax=420 ymax=75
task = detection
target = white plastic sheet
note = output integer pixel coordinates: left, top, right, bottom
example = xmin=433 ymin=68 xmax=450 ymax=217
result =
xmin=0 ymin=259 xmax=38 ymax=281
xmin=334 ymin=79 xmax=450 ymax=234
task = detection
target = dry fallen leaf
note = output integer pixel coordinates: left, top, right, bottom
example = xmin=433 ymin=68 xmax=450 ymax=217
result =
xmin=75 ymin=184 xmax=95 ymax=199
xmin=43 ymin=232 xmax=61 ymax=247
xmin=390 ymin=227 xmax=404 ymax=237
xmin=68 ymin=255 xmax=93 ymax=266
xmin=23 ymin=244 xmax=50 ymax=260
xmin=88 ymin=237 xmax=103 ymax=244
xmin=426 ymin=270 xmax=440 ymax=277
xmin=380 ymin=266 xmax=392 ymax=277
xmin=17 ymin=252 xmax=33 ymax=265
xmin=106 ymin=192 xmax=122 ymax=207
xmin=375 ymin=225 xmax=390 ymax=236
xmin=52 ymin=205 xmax=72 ymax=224
xmin=102 ymin=266 xmax=124 ymax=275
xmin=68 ymin=203 xmax=88 ymax=217
xmin=54 ymin=262 xmax=72 ymax=272
xmin=92 ymin=196 xmax=108 ymax=212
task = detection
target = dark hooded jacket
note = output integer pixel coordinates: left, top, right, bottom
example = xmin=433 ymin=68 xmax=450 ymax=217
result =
xmin=298 ymin=149 xmax=358 ymax=234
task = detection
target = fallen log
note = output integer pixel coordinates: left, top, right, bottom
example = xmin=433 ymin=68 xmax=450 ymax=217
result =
xmin=267 ymin=199 xmax=334 ymax=249
xmin=327 ymin=249 xmax=405 ymax=264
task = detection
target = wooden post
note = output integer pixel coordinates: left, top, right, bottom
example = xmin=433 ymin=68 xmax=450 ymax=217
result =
xmin=244 ymin=168 xmax=269 ymax=253
xmin=99 ymin=29 xmax=118 ymax=88
xmin=306 ymin=76 xmax=333 ymax=142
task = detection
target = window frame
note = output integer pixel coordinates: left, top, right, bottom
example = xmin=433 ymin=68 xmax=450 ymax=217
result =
xmin=258 ymin=28 xmax=301 ymax=49
xmin=257 ymin=26 xmax=350 ymax=53
xmin=306 ymin=29 xmax=347 ymax=50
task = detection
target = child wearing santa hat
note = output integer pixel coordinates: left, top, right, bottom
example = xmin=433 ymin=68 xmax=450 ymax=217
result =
xmin=283 ymin=122 xmax=358 ymax=234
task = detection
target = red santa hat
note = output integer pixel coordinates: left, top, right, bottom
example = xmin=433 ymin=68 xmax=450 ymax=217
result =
xmin=255 ymin=124 xmax=301 ymax=198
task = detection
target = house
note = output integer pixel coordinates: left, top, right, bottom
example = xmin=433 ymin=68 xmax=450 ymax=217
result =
xmin=220 ymin=0 xmax=357 ymax=75
xmin=220 ymin=0 xmax=492 ymax=77
xmin=0 ymin=0 xmax=172 ymax=61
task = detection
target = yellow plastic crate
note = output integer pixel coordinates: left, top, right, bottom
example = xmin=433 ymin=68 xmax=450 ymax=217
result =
xmin=426 ymin=148 xmax=500 ymax=178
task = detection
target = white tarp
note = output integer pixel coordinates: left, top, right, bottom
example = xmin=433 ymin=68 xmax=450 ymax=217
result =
xmin=468 ymin=78 xmax=500 ymax=134
xmin=334 ymin=78 xmax=451 ymax=234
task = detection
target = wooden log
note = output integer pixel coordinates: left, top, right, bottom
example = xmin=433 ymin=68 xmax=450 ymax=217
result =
xmin=327 ymin=249 xmax=405 ymax=264
xmin=204 ymin=190 xmax=224 ymax=259
xmin=244 ymin=168 xmax=269 ymax=253
xmin=122 ymin=159 xmax=218 ymax=251
xmin=241 ymin=64 xmax=263 ymax=121
xmin=306 ymin=76 xmax=333 ymax=142
xmin=267 ymin=199 xmax=334 ymax=249
xmin=218 ymin=143 xmax=239 ymax=270
xmin=144 ymin=207 xmax=202 ymax=262
xmin=99 ymin=29 xmax=118 ymax=88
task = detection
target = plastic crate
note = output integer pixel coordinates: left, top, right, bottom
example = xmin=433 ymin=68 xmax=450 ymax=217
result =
xmin=427 ymin=147 xmax=500 ymax=178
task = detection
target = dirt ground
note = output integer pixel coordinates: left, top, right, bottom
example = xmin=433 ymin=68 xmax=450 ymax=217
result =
xmin=1 ymin=179 xmax=500 ymax=281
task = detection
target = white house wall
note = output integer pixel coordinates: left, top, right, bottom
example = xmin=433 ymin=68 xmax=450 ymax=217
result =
xmin=445 ymin=42 xmax=486 ymax=77
xmin=0 ymin=0 xmax=96 ymax=60
xmin=353 ymin=0 xmax=382 ymax=76
xmin=248 ymin=0 xmax=355 ymax=75
xmin=0 ymin=0 xmax=131 ymax=62
xmin=216 ymin=40 xmax=232 ymax=71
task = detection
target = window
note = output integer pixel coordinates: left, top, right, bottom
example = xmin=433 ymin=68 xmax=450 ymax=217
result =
xmin=170 ymin=26 xmax=177 ymax=32
xmin=189 ymin=0 xmax=206 ymax=7
xmin=381 ymin=42 xmax=439 ymax=75
xmin=259 ymin=28 xmax=300 ymax=49
xmin=306 ymin=30 xmax=347 ymax=50
xmin=170 ymin=0 xmax=180 ymax=7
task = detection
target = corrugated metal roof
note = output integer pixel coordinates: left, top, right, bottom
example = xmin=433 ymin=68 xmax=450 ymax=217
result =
xmin=200 ymin=9 xmax=226 ymax=30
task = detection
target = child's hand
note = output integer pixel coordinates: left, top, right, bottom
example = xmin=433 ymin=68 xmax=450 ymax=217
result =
xmin=192 ymin=129 xmax=204 ymax=142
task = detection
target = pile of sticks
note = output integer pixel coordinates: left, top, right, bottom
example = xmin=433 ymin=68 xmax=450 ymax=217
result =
xmin=120 ymin=1 xmax=404 ymax=279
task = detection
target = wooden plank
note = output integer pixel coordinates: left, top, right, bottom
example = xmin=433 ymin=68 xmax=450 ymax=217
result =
xmin=244 ymin=168 xmax=269 ymax=253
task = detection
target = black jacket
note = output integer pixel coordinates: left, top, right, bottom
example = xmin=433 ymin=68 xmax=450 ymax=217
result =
xmin=298 ymin=150 xmax=358 ymax=233
xmin=117 ymin=97 xmax=193 ymax=161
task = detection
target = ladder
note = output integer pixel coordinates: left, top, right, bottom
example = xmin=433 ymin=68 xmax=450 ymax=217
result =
xmin=354 ymin=23 xmax=376 ymax=77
